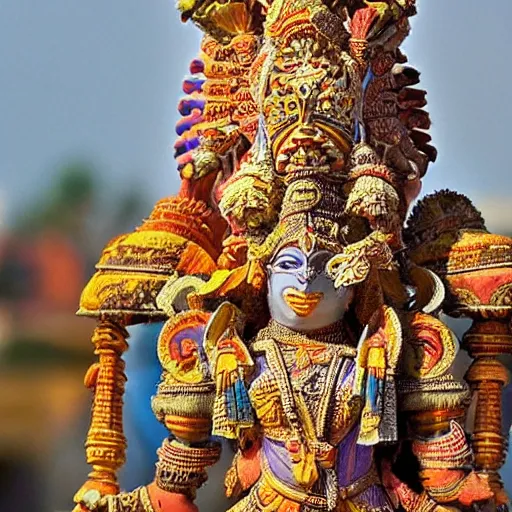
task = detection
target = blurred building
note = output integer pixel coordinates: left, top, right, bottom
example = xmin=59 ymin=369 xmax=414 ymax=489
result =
xmin=0 ymin=226 xmax=93 ymax=512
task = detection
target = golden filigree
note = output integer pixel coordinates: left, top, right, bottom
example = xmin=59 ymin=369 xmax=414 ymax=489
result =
xmin=326 ymin=231 xmax=395 ymax=288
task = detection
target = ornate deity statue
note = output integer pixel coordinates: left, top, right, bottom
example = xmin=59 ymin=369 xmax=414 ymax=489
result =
xmin=73 ymin=1 xmax=512 ymax=512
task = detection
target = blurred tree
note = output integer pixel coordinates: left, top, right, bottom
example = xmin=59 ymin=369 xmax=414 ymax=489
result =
xmin=10 ymin=160 xmax=151 ymax=268
xmin=14 ymin=161 xmax=95 ymax=238
xmin=0 ymin=159 xmax=152 ymax=346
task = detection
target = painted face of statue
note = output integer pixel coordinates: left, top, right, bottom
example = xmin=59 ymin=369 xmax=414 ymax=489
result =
xmin=267 ymin=246 xmax=354 ymax=331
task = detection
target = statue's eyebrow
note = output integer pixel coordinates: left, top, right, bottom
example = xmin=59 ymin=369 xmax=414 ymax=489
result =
xmin=274 ymin=253 xmax=302 ymax=264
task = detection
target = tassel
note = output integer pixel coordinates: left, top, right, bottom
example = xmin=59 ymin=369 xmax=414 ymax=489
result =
xmin=350 ymin=7 xmax=379 ymax=39
xmin=232 ymin=378 xmax=253 ymax=423
xmin=349 ymin=7 xmax=379 ymax=68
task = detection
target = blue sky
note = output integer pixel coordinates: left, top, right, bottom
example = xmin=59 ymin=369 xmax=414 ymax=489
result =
xmin=0 ymin=0 xmax=511 ymax=231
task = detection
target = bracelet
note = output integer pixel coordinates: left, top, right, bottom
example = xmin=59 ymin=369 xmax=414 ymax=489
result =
xmin=413 ymin=420 xmax=472 ymax=470
xmin=154 ymin=438 xmax=221 ymax=498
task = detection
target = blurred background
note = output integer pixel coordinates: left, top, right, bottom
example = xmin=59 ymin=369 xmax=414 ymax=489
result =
xmin=0 ymin=1 xmax=511 ymax=511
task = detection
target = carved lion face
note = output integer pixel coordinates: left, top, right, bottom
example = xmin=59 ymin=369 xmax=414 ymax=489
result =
xmin=260 ymin=36 xmax=361 ymax=175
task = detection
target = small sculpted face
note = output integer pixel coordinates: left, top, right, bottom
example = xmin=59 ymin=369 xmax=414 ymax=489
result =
xmin=268 ymin=246 xmax=354 ymax=331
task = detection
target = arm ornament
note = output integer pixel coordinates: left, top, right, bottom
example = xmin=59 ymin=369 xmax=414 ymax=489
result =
xmin=139 ymin=308 xmax=222 ymax=508
xmin=394 ymin=311 xmax=493 ymax=506
xmin=154 ymin=438 xmax=221 ymax=499
xmin=398 ymin=310 xmax=470 ymax=434
xmin=153 ymin=309 xmax=216 ymax=443
xmin=412 ymin=420 xmax=471 ymax=471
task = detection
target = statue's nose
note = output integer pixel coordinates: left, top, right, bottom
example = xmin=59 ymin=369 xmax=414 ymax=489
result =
xmin=295 ymin=273 xmax=308 ymax=287
xmin=296 ymin=268 xmax=315 ymax=285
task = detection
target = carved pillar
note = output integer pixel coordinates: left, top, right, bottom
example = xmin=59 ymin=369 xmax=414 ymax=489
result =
xmin=74 ymin=319 xmax=129 ymax=501
xmin=464 ymin=319 xmax=511 ymax=507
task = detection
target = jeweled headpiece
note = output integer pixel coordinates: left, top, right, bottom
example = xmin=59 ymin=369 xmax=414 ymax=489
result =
xmin=248 ymin=165 xmax=349 ymax=261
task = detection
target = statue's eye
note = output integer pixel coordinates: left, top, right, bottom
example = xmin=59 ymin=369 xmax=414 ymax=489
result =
xmin=275 ymin=258 xmax=301 ymax=271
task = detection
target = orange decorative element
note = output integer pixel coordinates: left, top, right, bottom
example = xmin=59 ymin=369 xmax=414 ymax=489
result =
xmin=412 ymin=420 xmax=494 ymax=506
xmin=455 ymin=472 xmax=494 ymax=507
xmin=157 ymin=310 xmax=211 ymax=384
xmin=265 ymin=7 xmax=312 ymax=42
xmin=74 ymin=321 xmax=129 ymax=503
xmin=78 ymin=196 xmax=220 ymax=321
xmin=256 ymin=479 xmax=301 ymax=512
xmin=446 ymin=231 xmax=512 ymax=275
xmin=412 ymin=421 xmax=471 ymax=470
xmin=145 ymin=195 xmax=225 ymax=260
xmin=198 ymin=33 xmax=259 ymax=145
xmin=225 ymin=433 xmax=262 ymax=498
xmin=446 ymin=267 xmax=512 ymax=314
xmin=217 ymin=236 xmax=249 ymax=270
xmin=282 ymin=288 xmax=323 ymax=317
xmin=464 ymin=322 xmax=511 ymax=505
xmin=190 ymin=261 xmax=269 ymax=331
xmin=199 ymin=264 xmax=254 ymax=299
xmin=237 ymin=436 xmax=262 ymax=490
xmin=163 ymin=416 xmax=212 ymax=443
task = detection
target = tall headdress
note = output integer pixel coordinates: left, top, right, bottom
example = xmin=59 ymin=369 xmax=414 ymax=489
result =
xmin=258 ymin=170 xmax=349 ymax=258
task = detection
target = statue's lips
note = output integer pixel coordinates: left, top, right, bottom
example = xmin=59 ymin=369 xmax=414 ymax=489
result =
xmin=283 ymin=288 xmax=324 ymax=317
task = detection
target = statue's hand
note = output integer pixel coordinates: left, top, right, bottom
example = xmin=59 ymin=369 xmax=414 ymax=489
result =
xmin=73 ymin=486 xmax=175 ymax=512
xmin=421 ymin=468 xmax=494 ymax=506
xmin=73 ymin=489 xmax=105 ymax=512
xmin=456 ymin=471 xmax=493 ymax=506
xmin=215 ymin=347 xmax=241 ymax=391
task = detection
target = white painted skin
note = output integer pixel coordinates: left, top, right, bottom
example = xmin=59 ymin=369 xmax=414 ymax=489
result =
xmin=267 ymin=246 xmax=354 ymax=332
